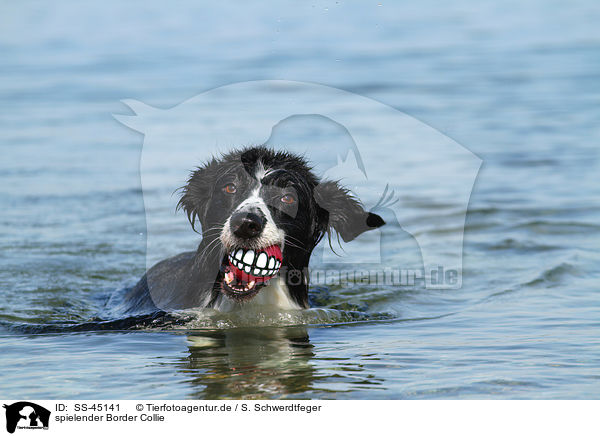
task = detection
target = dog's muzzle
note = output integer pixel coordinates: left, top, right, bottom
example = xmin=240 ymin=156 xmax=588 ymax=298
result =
xmin=219 ymin=204 xmax=286 ymax=300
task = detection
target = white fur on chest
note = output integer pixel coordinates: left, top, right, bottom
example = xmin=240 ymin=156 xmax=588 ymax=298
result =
xmin=212 ymin=276 xmax=301 ymax=312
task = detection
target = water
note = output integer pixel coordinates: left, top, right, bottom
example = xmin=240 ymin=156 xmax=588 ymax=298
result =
xmin=1 ymin=0 xmax=600 ymax=399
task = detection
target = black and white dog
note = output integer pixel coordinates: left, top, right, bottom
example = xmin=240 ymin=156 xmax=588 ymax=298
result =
xmin=126 ymin=146 xmax=384 ymax=312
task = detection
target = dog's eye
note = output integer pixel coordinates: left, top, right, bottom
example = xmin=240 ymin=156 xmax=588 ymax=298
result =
xmin=223 ymin=183 xmax=237 ymax=194
xmin=280 ymin=194 xmax=296 ymax=204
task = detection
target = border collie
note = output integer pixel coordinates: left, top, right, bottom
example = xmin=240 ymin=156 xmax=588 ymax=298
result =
xmin=125 ymin=146 xmax=384 ymax=312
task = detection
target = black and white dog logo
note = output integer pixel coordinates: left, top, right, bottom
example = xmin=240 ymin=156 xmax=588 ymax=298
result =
xmin=3 ymin=402 xmax=50 ymax=434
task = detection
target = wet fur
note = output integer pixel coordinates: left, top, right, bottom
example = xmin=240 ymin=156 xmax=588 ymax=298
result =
xmin=125 ymin=146 xmax=384 ymax=312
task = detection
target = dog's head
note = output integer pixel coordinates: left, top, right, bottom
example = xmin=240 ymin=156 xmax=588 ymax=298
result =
xmin=177 ymin=146 xmax=384 ymax=306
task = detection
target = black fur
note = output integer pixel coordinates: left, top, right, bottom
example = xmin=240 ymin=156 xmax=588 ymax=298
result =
xmin=125 ymin=146 xmax=384 ymax=311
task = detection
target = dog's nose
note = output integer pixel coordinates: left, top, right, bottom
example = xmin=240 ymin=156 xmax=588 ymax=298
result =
xmin=230 ymin=212 xmax=265 ymax=239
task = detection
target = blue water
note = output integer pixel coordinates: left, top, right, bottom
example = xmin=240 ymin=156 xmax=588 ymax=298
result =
xmin=1 ymin=0 xmax=600 ymax=399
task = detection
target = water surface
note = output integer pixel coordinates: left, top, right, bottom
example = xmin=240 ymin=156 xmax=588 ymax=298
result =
xmin=1 ymin=0 xmax=599 ymax=399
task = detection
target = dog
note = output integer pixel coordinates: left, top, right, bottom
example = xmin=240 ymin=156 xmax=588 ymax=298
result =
xmin=125 ymin=146 xmax=384 ymax=312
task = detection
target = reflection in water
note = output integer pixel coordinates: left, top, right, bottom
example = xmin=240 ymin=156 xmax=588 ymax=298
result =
xmin=181 ymin=327 xmax=316 ymax=399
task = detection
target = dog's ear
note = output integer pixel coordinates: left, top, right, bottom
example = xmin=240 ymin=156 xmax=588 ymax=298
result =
xmin=177 ymin=164 xmax=214 ymax=232
xmin=314 ymin=180 xmax=385 ymax=243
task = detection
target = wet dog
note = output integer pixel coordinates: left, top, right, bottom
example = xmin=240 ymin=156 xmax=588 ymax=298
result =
xmin=126 ymin=146 xmax=384 ymax=312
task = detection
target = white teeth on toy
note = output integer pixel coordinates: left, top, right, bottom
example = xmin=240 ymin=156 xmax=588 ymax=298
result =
xmin=256 ymin=252 xmax=268 ymax=268
xmin=243 ymin=250 xmax=254 ymax=265
xmin=227 ymin=247 xmax=282 ymax=278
